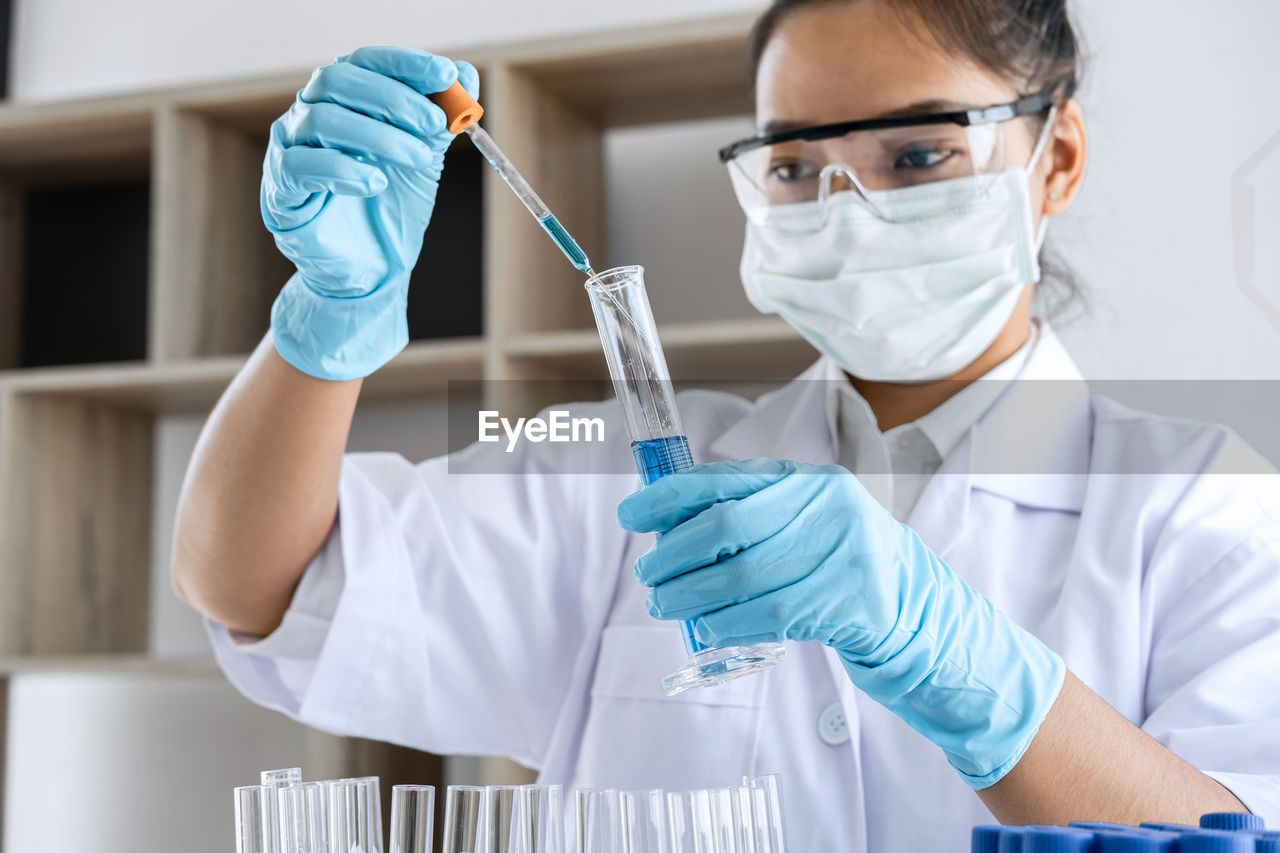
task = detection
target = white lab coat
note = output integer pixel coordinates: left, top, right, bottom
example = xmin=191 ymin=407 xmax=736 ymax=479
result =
xmin=211 ymin=325 xmax=1280 ymax=852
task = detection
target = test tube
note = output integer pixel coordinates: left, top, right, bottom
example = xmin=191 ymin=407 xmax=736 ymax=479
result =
xmin=236 ymin=785 xmax=272 ymax=853
xmin=745 ymin=789 xmax=773 ymax=853
xmin=665 ymin=791 xmax=714 ymax=853
xmin=443 ymin=786 xmax=485 ymax=853
xmin=726 ymin=788 xmax=755 ymax=853
xmin=586 ymin=265 xmax=786 ymax=695
xmin=486 ymin=786 xmax=522 ymax=853
xmin=390 ymin=786 xmax=435 ymax=853
xmin=577 ymin=789 xmax=623 ymax=853
xmin=741 ymin=776 xmax=785 ymax=853
xmin=278 ymin=783 xmax=325 ymax=853
xmin=328 ymin=780 xmax=376 ymax=853
xmin=519 ymin=785 xmax=565 ymax=853
xmin=619 ymin=790 xmax=668 ymax=853
xmin=324 ymin=777 xmax=384 ymax=853
xmin=262 ymin=768 xmax=304 ymax=853
xmin=706 ymin=790 xmax=738 ymax=853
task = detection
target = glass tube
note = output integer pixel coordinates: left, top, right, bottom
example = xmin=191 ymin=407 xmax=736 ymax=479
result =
xmin=741 ymin=777 xmax=785 ymax=853
xmin=666 ymin=791 xmax=714 ymax=853
xmin=726 ymin=789 xmax=755 ymax=853
xmin=443 ymin=786 xmax=486 ymax=853
xmin=328 ymin=780 xmax=376 ymax=853
xmin=278 ymin=783 xmax=325 ymax=853
xmin=620 ymin=790 xmax=668 ymax=853
xmin=576 ymin=789 xmax=623 ymax=853
xmin=519 ymin=785 xmax=565 ymax=853
xmin=486 ymin=786 xmax=522 ymax=853
xmin=745 ymin=790 xmax=772 ymax=853
xmin=390 ymin=786 xmax=435 ymax=853
xmin=585 ymin=265 xmax=786 ymax=695
xmin=261 ymin=768 xmax=304 ymax=853
xmin=236 ymin=785 xmax=272 ymax=853
xmin=324 ymin=777 xmax=384 ymax=853
xmin=706 ymin=790 xmax=738 ymax=853
xmin=362 ymin=777 xmax=386 ymax=853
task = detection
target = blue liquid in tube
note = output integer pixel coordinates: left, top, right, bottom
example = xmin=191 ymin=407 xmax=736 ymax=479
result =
xmin=632 ymin=435 xmax=694 ymax=485
xmin=631 ymin=435 xmax=707 ymax=654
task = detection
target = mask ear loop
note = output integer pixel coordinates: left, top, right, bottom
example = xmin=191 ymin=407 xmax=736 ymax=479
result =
xmin=1026 ymin=104 xmax=1059 ymax=175
xmin=1027 ymin=104 xmax=1060 ymax=249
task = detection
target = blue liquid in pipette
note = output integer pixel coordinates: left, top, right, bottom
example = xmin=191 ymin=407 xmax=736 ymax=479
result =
xmin=539 ymin=213 xmax=592 ymax=273
xmin=631 ymin=436 xmax=707 ymax=653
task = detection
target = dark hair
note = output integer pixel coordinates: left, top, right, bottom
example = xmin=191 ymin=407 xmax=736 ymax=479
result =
xmin=750 ymin=0 xmax=1082 ymax=101
xmin=748 ymin=0 xmax=1088 ymax=320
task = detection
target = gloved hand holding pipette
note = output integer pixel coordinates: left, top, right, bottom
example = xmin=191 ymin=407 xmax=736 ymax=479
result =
xmin=263 ymin=47 xmax=478 ymax=381
xmin=618 ymin=458 xmax=1066 ymax=789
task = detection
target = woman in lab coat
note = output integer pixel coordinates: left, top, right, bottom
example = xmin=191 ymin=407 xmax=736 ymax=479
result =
xmin=173 ymin=0 xmax=1280 ymax=849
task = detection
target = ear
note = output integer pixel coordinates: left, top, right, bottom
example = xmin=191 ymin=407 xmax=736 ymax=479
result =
xmin=1040 ymin=98 xmax=1088 ymax=216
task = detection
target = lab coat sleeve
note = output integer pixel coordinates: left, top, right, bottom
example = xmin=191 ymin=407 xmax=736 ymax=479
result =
xmin=1140 ymin=461 xmax=1280 ymax=821
xmin=208 ymin=405 xmax=636 ymax=768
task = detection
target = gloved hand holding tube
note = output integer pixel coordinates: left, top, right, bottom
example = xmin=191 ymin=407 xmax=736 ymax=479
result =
xmin=262 ymin=47 xmax=479 ymax=381
xmin=617 ymin=459 xmax=1066 ymax=789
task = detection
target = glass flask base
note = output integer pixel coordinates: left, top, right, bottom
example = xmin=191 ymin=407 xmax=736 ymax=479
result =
xmin=662 ymin=643 xmax=786 ymax=696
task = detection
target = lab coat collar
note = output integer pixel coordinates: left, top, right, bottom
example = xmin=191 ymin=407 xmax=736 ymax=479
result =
xmin=708 ymin=359 xmax=838 ymax=465
xmin=708 ymin=320 xmax=1091 ymax=513
xmin=965 ymin=321 xmax=1092 ymax=513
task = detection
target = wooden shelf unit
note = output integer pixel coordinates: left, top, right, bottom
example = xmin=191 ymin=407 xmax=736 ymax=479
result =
xmin=0 ymin=11 xmax=814 ymax=823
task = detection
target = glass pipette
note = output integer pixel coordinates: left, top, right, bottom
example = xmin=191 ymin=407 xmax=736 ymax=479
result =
xmin=427 ymin=81 xmax=595 ymax=276
xmin=465 ymin=124 xmax=594 ymax=275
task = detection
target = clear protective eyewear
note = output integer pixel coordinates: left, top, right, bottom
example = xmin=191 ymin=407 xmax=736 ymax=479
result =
xmin=718 ymin=77 xmax=1068 ymax=227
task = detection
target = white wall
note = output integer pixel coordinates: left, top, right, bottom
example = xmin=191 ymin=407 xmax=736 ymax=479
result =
xmin=9 ymin=0 xmax=762 ymax=102
xmin=1049 ymin=0 xmax=1280 ymax=379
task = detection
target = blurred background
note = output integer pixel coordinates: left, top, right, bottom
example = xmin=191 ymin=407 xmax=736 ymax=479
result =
xmin=0 ymin=1 xmax=1277 ymax=851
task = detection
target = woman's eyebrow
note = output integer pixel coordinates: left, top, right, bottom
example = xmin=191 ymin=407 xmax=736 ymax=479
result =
xmin=759 ymin=118 xmax=813 ymax=134
xmin=758 ymin=99 xmax=975 ymax=133
xmin=879 ymin=98 xmax=973 ymax=117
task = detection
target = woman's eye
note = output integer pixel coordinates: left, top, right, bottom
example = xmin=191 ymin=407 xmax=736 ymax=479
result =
xmin=768 ymin=160 xmax=818 ymax=182
xmin=894 ymin=148 xmax=957 ymax=170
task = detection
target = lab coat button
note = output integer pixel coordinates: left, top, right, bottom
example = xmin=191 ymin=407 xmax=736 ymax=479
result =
xmin=818 ymin=703 xmax=849 ymax=746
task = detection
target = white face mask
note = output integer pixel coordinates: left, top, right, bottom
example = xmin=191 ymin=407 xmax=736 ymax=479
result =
xmin=739 ymin=121 xmax=1054 ymax=383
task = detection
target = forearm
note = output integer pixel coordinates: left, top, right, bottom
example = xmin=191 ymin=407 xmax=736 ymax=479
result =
xmin=171 ymin=334 xmax=362 ymax=636
xmin=978 ymin=671 xmax=1246 ymax=825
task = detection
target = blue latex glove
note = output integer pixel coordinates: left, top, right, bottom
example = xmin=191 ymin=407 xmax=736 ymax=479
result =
xmin=617 ymin=458 xmax=1066 ymax=789
xmin=262 ymin=47 xmax=478 ymax=380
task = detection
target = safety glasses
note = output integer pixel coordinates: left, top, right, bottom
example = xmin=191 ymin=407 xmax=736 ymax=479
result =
xmin=718 ymin=76 xmax=1068 ymax=226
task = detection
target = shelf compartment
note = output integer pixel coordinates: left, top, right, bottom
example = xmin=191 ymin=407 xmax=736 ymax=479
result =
xmin=151 ymin=105 xmax=293 ymax=360
xmin=0 ymin=97 xmax=153 ymax=183
xmin=0 ymin=102 xmax=154 ymax=372
xmin=0 ymin=654 xmax=219 ymax=676
xmin=19 ymin=180 xmax=151 ymax=368
xmin=408 ymin=135 xmax=485 ymax=342
xmin=0 ymin=391 xmax=152 ymax=655
xmin=503 ymin=317 xmax=814 ymax=380
xmin=0 ymin=337 xmax=488 ymax=414
xmin=501 ymin=14 xmax=756 ymax=126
